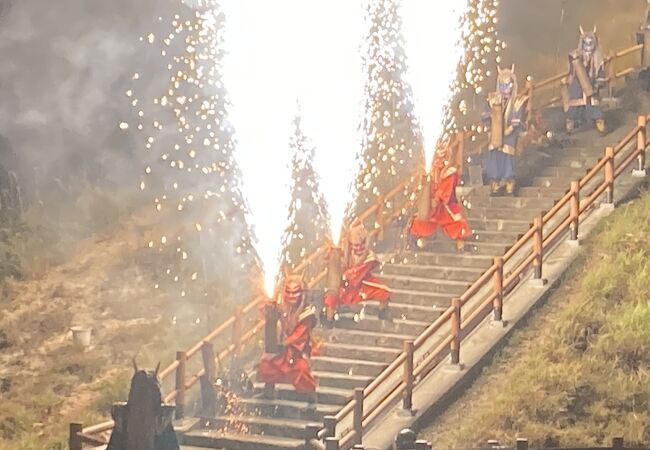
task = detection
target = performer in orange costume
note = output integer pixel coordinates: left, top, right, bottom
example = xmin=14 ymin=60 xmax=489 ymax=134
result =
xmin=323 ymin=223 xmax=391 ymax=324
xmin=258 ymin=275 xmax=317 ymax=398
xmin=409 ymin=140 xmax=472 ymax=252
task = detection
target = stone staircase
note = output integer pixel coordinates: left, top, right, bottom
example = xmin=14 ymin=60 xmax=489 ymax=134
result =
xmin=180 ymin=106 xmax=640 ymax=449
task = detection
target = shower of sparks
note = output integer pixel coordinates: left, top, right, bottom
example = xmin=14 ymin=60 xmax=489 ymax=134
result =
xmin=280 ymin=113 xmax=331 ymax=273
xmin=456 ymin=0 xmax=505 ymax=137
xmin=353 ymin=0 xmax=425 ymax=212
xmin=125 ymin=1 xmax=255 ymax=306
xmin=222 ymin=1 xmax=302 ymax=296
xmin=402 ymin=1 xmax=468 ymax=167
xmin=292 ymin=0 xmax=365 ymax=246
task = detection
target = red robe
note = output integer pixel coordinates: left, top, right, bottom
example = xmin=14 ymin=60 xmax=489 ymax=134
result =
xmin=410 ymin=169 xmax=471 ymax=240
xmin=324 ymin=255 xmax=390 ymax=309
xmin=257 ymin=306 xmax=317 ymax=393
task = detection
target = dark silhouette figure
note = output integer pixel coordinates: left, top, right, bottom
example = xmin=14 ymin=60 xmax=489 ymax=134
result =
xmin=106 ymin=360 xmax=179 ymax=450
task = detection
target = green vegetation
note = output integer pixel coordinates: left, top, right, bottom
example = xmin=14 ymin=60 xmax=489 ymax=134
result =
xmin=422 ymin=192 xmax=650 ymax=447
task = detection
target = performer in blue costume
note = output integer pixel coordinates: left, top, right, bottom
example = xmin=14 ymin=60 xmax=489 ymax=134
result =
xmin=564 ymin=26 xmax=607 ymax=134
xmin=482 ymin=65 xmax=529 ymax=197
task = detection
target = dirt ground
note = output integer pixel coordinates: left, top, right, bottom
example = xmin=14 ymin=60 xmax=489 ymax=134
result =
xmin=0 ymin=206 xmax=218 ymax=449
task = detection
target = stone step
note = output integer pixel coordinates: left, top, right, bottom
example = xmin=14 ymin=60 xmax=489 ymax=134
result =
xmin=539 ymin=165 xmax=590 ymax=178
xmin=460 ymin=195 xmax=556 ymax=210
xmin=529 ymin=175 xmax=569 ymax=188
xmin=311 ymin=355 xmax=387 ymax=377
xmin=382 ymin=263 xmax=485 ymax=282
xmin=253 ymin=383 xmax=350 ymax=406
xmin=313 ymin=370 xmax=373 ymax=390
xmin=234 ymin=397 xmax=339 ymax=421
xmin=182 ymin=429 xmax=303 ymax=450
xmin=411 ymin=252 xmax=494 ymax=269
xmin=329 ymin=315 xmax=430 ymax=336
xmin=390 ymin=288 xmax=453 ymax=308
xmin=471 ymin=229 xmax=528 ymax=244
xmin=321 ymin=342 xmax=400 ymax=363
xmin=463 ymin=217 xmax=532 ymax=232
xmin=318 ymin=327 xmax=417 ymax=349
xmin=380 ymin=273 xmax=469 ymax=295
xmin=362 ymin=301 xmax=440 ymax=322
xmin=471 ymin=185 xmax=568 ymax=199
xmin=419 ymin=239 xmax=508 ymax=256
xmin=199 ymin=415 xmax=314 ymax=441
xmin=551 ymin=155 xmax=600 ymax=169
xmin=466 ymin=206 xmax=545 ymax=221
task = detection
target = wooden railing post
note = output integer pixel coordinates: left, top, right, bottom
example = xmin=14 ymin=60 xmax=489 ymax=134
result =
xmin=493 ymin=257 xmax=504 ymax=322
xmin=525 ymin=75 xmax=534 ymax=119
xmin=605 ymin=146 xmax=615 ymax=204
xmin=403 ymin=340 xmax=414 ymax=411
xmin=375 ymin=195 xmax=385 ymax=241
xmin=232 ymin=306 xmax=243 ymax=358
xmin=69 ymin=422 xmax=83 ymax=450
xmin=323 ymin=415 xmax=337 ymax=438
xmin=606 ymin=53 xmax=616 ymax=97
xmin=264 ymin=301 xmax=279 ymax=354
xmin=533 ymin=215 xmax=543 ymax=279
xmin=201 ymin=341 xmax=216 ymax=381
xmin=353 ymin=388 xmax=364 ymax=445
xmin=570 ymin=181 xmax=580 ymax=241
xmin=325 ymin=437 xmax=340 ymax=450
xmin=612 ymin=437 xmax=624 ymax=450
xmin=637 ymin=115 xmax=647 ymax=173
xmin=200 ymin=341 xmax=217 ymax=415
xmin=516 ymin=438 xmax=529 ymax=450
xmin=450 ymin=298 xmax=462 ymax=365
xmin=175 ymin=350 xmax=187 ymax=419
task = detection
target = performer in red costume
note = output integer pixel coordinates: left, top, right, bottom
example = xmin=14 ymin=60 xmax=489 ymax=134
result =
xmin=410 ymin=140 xmax=472 ymax=252
xmin=323 ymin=223 xmax=392 ymax=325
xmin=258 ymin=275 xmax=317 ymax=399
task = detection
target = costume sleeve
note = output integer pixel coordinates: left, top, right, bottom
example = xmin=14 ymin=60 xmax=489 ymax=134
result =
xmin=434 ymin=173 xmax=457 ymax=204
xmin=343 ymin=260 xmax=379 ymax=288
xmin=510 ymin=99 xmax=528 ymax=132
xmin=284 ymin=322 xmax=311 ymax=350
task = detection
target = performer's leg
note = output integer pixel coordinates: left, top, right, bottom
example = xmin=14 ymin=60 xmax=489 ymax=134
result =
xmin=503 ymin=154 xmax=516 ymax=196
xmin=377 ymin=299 xmax=392 ymax=321
xmin=486 ymin=150 xmax=501 ymax=196
xmin=566 ymin=106 xmax=581 ymax=132
xmin=587 ymin=105 xmax=606 ymax=134
xmin=322 ymin=293 xmax=338 ymax=328
xmin=263 ymin=382 xmax=276 ymax=399
xmin=455 ymin=239 xmax=466 ymax=253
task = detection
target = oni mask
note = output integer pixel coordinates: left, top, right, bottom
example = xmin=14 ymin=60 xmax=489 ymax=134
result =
xmin=580 ymin=25 xmax=598 ymax=54
xmin=496 ymin=65 xmax=517 ymax=98
xmin=282 ymin=275 xmax=303 ymax=305
xmin=348 ymin=224 xmax=368 ymax=256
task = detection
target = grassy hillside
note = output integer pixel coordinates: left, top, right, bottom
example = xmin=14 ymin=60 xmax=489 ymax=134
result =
xmin=421 ymin=191 xmax=650 ymax=448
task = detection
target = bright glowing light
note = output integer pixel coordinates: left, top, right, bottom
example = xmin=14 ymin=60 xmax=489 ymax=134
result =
xmin=402 ymin=1 xmax=468 ymax=167
xmin=294 ymin=1 xmax=365 ymax=247
xmin=223 ymin=2 xmax=300 ymax=296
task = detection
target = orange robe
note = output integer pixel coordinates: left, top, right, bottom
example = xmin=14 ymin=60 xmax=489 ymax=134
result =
xmin=257 ymin=307 xmax=317 ymax=393
xmin=410 ymin=170 xmax=471 ymax=240
xmin=324 ymin=256 xmax=390 ymax=309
